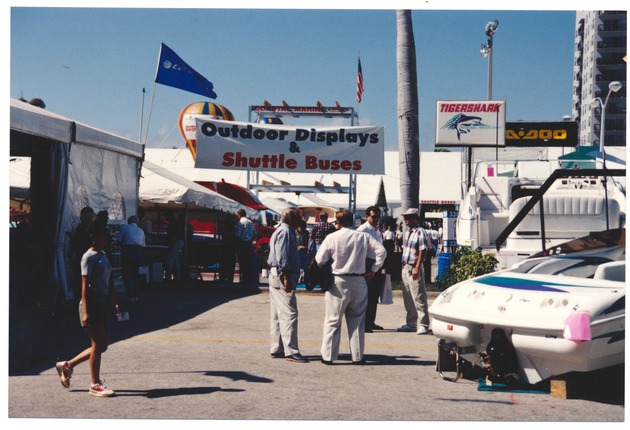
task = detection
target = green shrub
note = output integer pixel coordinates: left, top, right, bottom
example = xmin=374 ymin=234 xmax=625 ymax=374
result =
xmin=436 ymin=246 xmax=498 ymax=291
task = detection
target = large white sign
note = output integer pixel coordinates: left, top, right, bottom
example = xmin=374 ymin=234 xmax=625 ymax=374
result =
xmin=435 ymin=100 xmax=506 ymax=147
xmin=194 ymin=119 xmax=385 ymax=174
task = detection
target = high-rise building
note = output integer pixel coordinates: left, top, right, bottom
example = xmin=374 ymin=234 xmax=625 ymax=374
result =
xmin=572 ymin=11 xmax=626 ymax=148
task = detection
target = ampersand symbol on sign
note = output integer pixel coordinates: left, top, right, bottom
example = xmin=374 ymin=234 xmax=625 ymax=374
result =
xmin=289 ymin=142 xmax=301 ymax=153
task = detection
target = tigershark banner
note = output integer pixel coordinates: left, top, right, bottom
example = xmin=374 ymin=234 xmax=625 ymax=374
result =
xmin=435 ymin=100 xmax=506 ymax=147
xmin=194 ymin=119 xmax=385 ymax=174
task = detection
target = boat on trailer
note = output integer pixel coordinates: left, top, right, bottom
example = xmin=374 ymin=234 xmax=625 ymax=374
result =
xmin=430 ymin=228 xmax=625 ymax=385
xmin=434 ymin=162 xmax=626 ymax=385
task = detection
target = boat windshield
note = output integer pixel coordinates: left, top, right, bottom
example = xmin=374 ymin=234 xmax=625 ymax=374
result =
xmin=529 ymin=228 xmax=625 ymax=258
xmin=522 ymin=256 xmax=614 ymax=278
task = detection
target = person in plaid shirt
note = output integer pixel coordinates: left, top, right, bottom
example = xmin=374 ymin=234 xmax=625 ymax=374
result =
xmin=309 ymin=212 xmax=336 ymax=256
xmin=398 ymin=208 xmax=431 ymax=335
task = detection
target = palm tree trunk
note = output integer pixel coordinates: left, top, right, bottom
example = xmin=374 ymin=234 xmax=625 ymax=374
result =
xmin=396 ymin=10 xmax=420 ymax=213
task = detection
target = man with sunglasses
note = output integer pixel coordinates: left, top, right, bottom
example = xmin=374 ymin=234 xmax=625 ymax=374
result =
xmin=356 ymin=206 xmax=387 ymax=332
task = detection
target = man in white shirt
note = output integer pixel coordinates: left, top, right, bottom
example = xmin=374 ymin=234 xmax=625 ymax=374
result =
xmin=356 ymin=206 xmax=387 ymax=332
xmin=118 ymin=215 xmax=146 ymax=303
xmin=315 ymin=209 xmax=386 ymax=365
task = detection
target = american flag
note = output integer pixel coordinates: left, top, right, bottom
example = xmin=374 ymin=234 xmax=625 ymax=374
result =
xmin=356 ymin=57 xmax=364 ymax=103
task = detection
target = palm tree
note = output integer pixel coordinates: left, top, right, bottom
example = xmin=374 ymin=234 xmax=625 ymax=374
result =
xmin=396 ymin=10 xmax=419 ymax=213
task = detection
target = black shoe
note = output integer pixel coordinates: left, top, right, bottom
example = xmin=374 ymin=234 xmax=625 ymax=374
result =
xmin=320 ymin=359 xmax=333 ymax=365
xmin=372 ymin=324 xmax=384 ymax=330
xmin=365 ymin=328 xmax=373 ymax=333
xmin=286 ymin=353 xmax=308 ymax=363
xmin=270 ymin=352 xmax=284 ymax=358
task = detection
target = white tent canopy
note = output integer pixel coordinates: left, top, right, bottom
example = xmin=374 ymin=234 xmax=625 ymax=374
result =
xmin=10 ymin=98 xmax=142 ymax=158
xmin=10 ymin=98 xmax=144 ymax=304
xmin=260 ymin=197 xmax=297 ymax=215
xmin=144 ymin=148 xmax=464 ymax=212
xmin=9 ymin=157 xmax=31 ymax=200
xmin=140 ymin=160 xmax=258 ymax=218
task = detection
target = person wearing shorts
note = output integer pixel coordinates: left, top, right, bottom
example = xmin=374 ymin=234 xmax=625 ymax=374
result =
xmin=55 ymin=220 xmax=119 ymax=397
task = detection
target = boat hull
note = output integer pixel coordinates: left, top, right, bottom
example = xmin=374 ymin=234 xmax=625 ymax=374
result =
xmin=430 ymin=251 xmax=625 ymax=384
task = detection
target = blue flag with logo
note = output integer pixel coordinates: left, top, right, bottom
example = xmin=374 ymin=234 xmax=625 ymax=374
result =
xmin=154 ymin=43 xmax=217 ymax=99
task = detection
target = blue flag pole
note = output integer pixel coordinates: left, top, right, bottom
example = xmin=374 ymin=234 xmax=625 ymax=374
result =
xmin=154 ymin=42 xmax=217 ymax=99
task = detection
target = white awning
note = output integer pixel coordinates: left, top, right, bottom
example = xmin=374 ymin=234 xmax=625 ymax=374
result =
xmin=140 ymin=160 xmax=258 ymax=218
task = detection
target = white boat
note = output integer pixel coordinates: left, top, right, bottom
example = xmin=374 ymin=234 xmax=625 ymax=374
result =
xmin=457 ymin=156 xmax=626 ymax=269
xmin=430 ymin=229 xmax=625 ymax=385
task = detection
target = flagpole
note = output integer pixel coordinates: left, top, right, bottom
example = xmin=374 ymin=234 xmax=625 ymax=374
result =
xmin=139 ymin=87 xmax=146 ymax=143
xmin=356 ymin=51 xmax=363 ymax=104
xmin=144 ymin=83 xmax=157 ymax=146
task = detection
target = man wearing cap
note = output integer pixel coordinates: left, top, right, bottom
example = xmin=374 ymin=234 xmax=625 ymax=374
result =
xmin=398 ymin=208 xmax=431 ymax=335
xmin=315 ymin=209 xmax=386 ymax=365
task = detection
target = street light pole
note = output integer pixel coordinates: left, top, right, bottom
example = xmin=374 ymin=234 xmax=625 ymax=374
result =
xmin=590 ymin=80 xmax=622 ymax=231
xmin=591 ymin=80 xmax=623 ymax=169
xmin=480 ymin=20 xmax=499 ymax=162
xmin=466 ymin=19 xmax=500 ymax=188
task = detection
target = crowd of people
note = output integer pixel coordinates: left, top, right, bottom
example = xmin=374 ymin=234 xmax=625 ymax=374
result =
xmin=264 ymin=206 xmax=441 ymax=366
xmin=56 ymin=204 xmax=442 ymax=395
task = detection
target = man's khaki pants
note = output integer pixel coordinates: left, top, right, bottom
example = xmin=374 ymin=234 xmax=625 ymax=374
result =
xmin=269 ymin=268 xmax=300 ymax=356
xmin=321 ymin=276 xmax=368 ymax=362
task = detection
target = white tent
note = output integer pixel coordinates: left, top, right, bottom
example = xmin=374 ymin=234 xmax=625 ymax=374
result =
xmin=9 ymin=157 xmax=30 ymax=199
xmin=144 ymin=148 xmax=464 ymax=214
xmin=9 ymin=157 xmax=31 ymax=216
xmin=10 ymin=98 xmax=144 ymax=304
xmin=260 ymin=196 xmax=297 ymax=216
xmin=140 ymin=160 xmax=258 ymax=218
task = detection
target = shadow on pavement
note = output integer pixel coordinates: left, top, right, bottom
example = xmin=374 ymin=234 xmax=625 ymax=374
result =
xmin=558 ymin=364 xmax=625 ymax=406
xmin=9 ymin=281 xmax=261 ymax=376
xmin=304 ymin=354 xmax=436 ymax=367
xmin=112 ymin=386 xmax=245 ymax=399
xmin=203 ymin=370 xmax=273 ymax=383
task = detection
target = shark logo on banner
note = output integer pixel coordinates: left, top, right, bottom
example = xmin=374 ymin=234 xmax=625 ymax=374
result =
xmin=441 ymin=114 xmax=485 ymax=140
xmin=435 ymin=100 xmax=506 ymax=147
xmin=154 ymin=43 xmax=217 ymax=99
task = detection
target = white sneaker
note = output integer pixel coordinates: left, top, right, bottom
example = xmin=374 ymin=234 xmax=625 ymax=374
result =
xmin=89 ymin=381 xmax=115 ymax=397
xmin=416 ymin=326 xmax=429 ymax=335
xmin=55 ymin=361 xmax=73 ymax=388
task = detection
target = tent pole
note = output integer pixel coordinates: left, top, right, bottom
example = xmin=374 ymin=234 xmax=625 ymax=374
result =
xmin=184 ymin=203 xmax=189 ymax=285
xmin=143 ymin=83 xmax=157 ymax=146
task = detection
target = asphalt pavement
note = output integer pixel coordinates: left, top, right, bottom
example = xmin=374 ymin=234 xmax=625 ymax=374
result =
xmin=7 ymin=277 xmax=625 ymax=429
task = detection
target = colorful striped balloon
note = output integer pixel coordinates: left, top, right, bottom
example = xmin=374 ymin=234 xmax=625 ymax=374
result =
xmin=178 ymin=102 xmax=235 ymax=160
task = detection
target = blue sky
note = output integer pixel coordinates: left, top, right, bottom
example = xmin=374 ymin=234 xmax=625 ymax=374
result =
xmin=6 ymin=2 xmax=625 ymax=153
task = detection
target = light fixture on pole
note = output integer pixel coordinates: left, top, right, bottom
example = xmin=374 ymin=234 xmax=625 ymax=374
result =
xmin=467 ymin=20 xmax=500 ymax=188
xmin=589 ymin=80 xmax=622 ymax=231
xmin=480 ymin=20 xmax=499 ymax=100
xmin=479 ymin=19 xmax=499 ymax=169
xmin=590 ymin=80 xmax=623 ymax=167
